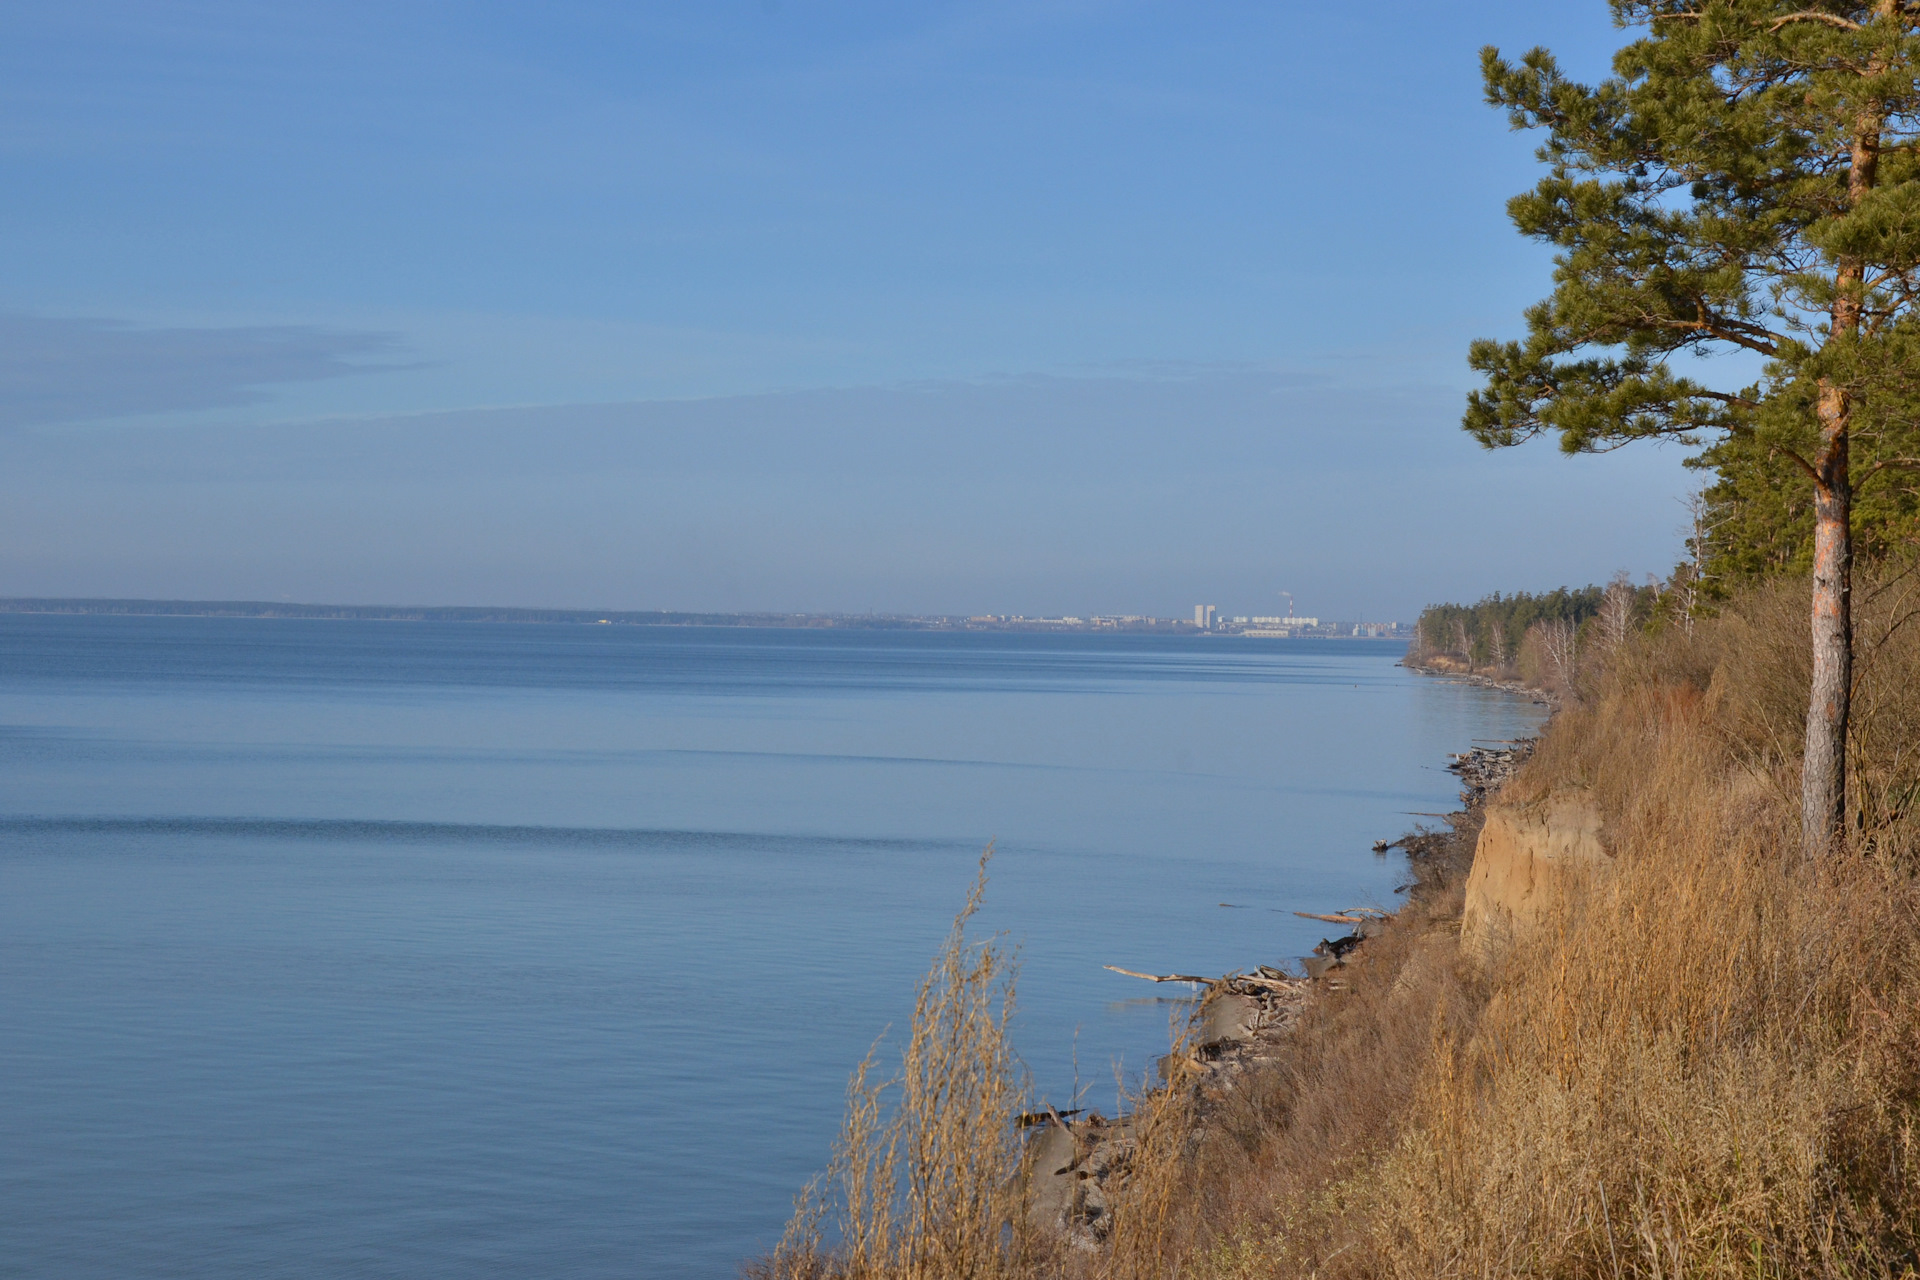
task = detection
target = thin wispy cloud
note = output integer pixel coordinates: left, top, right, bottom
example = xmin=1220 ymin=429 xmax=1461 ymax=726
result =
xmin=0 ymin=314 xmax=412 ymax=429
xmin=0 ymin=363 xmax=1692 ymax=617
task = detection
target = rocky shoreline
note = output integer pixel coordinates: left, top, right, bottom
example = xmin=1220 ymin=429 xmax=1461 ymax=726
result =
xmin=1398 ymin=653 xmax=1556 ymax=708
xmin=1021 ymin=739 xmax=1536 ymax=1247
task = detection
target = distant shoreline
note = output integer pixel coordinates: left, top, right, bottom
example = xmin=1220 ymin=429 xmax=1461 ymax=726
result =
xmin=0 ymin=597 xmax=1411 ymax=637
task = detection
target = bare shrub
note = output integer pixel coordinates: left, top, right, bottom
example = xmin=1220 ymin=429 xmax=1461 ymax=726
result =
xmin=761 ymin=849 xmax=1034 ymax=1280
xmin=1097 ymin=1068 xmax=1202 ymax=1280
xmin=1671 ymin=489 xmax=1718 ymax=637
xmin=1596 ymin=569 xmax=1636 ymax=650
xmin=1523 ymin=617 xmax=1579 ymax=697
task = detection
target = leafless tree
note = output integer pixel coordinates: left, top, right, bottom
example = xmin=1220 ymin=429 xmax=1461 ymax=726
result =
xmin=1532 ymin=617 xmax=1579 ymax=695
xmin=1672 ymin=491 xmax=1717 ymax=638
xmin=1454 ymin=619 xmax=1473 ymax=671
xmin=1488 ymin=620 xmax=1509 ymax=672
xmin=1597 ymin=571 xmax=1636 ymax=651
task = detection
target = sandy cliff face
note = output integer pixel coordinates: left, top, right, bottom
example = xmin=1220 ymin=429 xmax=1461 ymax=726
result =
xmin=1461 ymin=795 xmax=1609 ymax=955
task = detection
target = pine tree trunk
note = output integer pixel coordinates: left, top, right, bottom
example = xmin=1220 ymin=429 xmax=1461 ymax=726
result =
xmin=1802 ymin=91 xmax=1879 ymax=857
xmin=1803 ymin=383 xmax=1852 ymax=857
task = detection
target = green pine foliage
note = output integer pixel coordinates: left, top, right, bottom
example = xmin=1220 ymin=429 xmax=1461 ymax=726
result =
xmin=1694 ymin=429 xmax=1920 ymax=585
xmin=1463 ymin=2 xmax=1920 ymax=581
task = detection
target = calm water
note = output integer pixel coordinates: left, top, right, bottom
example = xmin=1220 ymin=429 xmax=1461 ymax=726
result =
xmin=0 ymin=617 xmax=1540 ymax=1278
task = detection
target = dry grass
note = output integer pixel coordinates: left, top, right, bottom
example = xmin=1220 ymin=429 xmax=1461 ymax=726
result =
xmin=753 ymin=847 xmax=1041 ymax=1280
xmin=759 ymin=563 xmax=1920 ymax=1279
xmin=1179 ymin=564 xmax=1920 ymax=1279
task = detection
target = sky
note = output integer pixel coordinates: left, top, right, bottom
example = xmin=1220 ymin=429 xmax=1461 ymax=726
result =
xmin=0 ymin=1 xmax=1712 ymax=619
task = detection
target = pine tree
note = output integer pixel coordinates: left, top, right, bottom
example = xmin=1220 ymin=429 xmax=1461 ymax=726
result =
xmin=1465 ymin=1 xmax=1920 ymax=856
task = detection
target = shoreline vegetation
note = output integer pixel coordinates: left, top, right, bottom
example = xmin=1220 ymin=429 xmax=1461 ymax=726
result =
xmin=754 ymin=561 xmax=1920 ymax=1278
xmin=0 ymin=597 xmax=1409 ymax=636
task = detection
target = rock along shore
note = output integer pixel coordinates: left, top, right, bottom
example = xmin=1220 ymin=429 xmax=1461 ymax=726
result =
xmin=1022 ymin=738 xmax=1536 ymax=1247
xmin=1399 ymin=651 xmax=1558 ymax=708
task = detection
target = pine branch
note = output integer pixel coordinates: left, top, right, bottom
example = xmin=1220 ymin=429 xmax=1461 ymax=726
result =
xmin=1860 ymin=456 xmax=1920 ymax=476
xmin=1696 ymin=389 xmax=1765 ymax=410
xmin=1772 ymin=445 xmax=1823 ymax=483
xmin=1769 ymin=12 xmax=1864 ymax=32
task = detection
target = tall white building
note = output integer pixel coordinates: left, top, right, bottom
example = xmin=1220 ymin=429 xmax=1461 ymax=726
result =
xmin=1194 ymin=605 xmax=1216 ymax=629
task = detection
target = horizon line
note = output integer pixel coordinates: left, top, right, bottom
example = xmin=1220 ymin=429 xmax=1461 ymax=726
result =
xmin=0 ymin=596 xmax=1412 ymax=632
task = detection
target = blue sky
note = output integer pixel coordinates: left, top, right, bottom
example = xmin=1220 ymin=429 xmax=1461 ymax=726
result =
xmin=0 ymin=1 xmax=1705 ymax=618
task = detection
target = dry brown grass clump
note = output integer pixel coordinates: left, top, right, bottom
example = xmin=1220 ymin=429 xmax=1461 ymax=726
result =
xmin=754 ymin=848 xmax=1043 ymax=1280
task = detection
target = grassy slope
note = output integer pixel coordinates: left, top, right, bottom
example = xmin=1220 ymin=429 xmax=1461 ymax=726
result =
xmin=1166 ymin=570 xmax=1920 ymax=1279
xmin=760 ymin=568 xmax=1920 ymax=1279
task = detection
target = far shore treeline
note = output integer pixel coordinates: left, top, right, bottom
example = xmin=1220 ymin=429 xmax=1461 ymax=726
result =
xmin=1412 ymin=585 xmax=1606 ymax=673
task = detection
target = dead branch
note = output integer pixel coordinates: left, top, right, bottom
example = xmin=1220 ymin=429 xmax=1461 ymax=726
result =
xmin=1103 ymin=965 xmax=1214 ymax=985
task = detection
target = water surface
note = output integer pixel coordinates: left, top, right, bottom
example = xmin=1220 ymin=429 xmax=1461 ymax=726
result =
xmin=0 ymin=617 xmax=1540 ymax=1278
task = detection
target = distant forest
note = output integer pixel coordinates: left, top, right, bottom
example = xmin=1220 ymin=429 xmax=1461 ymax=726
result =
xmin=1411 ymin=582 xmax=1664 ymax=676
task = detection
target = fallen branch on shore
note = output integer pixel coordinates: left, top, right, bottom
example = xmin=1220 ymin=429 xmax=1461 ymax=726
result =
xmin=1014 ymin=1107 xmax=1083 ymax=1128
xmin=1103 ymin=965 xmax=1213 ymax=984
xmin=1105 ymin=964 xmax=1308 ymax=995
xmin=1236 ymin=974 xmax=1303 ymax=992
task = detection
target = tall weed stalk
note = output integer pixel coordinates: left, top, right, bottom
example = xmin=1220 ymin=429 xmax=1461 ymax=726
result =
xmin=761 ymin=849 xmax=1032 ymax=1280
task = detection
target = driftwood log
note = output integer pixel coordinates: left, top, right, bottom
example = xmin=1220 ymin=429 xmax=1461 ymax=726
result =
xmin=1101 ymin=965 xmax=1212 ymax=985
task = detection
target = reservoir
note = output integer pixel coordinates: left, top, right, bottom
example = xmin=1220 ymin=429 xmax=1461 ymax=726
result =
xmin=0 ymin=616 xmax=1541 ymax=1278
